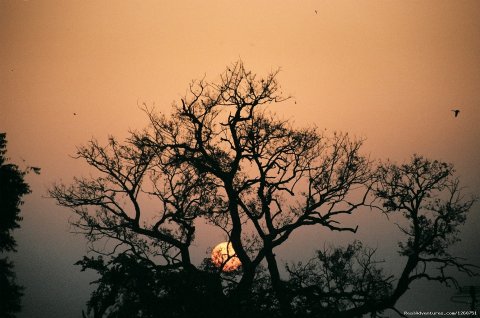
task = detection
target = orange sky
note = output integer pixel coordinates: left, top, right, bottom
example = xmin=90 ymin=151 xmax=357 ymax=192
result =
xmin=1 ymin=1 xmax=479 ymax=317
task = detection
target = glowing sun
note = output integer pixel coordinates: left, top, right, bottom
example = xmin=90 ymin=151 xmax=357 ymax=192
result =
xmin=211 ymin=242 xmax=242 ymax=272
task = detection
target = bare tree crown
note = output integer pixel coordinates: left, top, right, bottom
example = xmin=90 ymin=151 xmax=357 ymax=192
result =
xmin=50 ymin=62 xmax=477 ymax=318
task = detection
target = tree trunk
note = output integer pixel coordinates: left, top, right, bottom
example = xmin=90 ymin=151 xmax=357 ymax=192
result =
xmin=265 ymin=246 xmax=292 ymax=317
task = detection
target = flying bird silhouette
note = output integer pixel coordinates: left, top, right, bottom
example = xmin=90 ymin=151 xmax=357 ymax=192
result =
xmin=73 ymin=112 xmax=77 ymax=116
xmin=451 ymin=109 xmax=460 ymax=117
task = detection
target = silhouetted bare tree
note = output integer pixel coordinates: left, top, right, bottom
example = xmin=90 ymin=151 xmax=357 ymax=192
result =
xmin=50 ymin=62 xmax=477 ymax=318
xmin=285 ymin=155 xmax=477 ymax=317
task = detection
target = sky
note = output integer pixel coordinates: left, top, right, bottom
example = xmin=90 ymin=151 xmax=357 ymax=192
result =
xmin=1 ymin=1 xmax=480 ymax=317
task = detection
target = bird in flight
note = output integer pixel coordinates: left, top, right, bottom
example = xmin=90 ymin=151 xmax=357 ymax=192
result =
xmin=451 ymin=109 xmax=460 ymax=117
xmin=73 ymin=112 xmax=77 ymax=116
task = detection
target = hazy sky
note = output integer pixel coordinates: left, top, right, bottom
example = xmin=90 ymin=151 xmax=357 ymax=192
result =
xmin=1 ymin=1 xmax=479 ymax=317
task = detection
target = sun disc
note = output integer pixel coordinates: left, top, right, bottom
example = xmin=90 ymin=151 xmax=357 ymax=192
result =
xmin=211 ymin=241 xmax=241 ymax=272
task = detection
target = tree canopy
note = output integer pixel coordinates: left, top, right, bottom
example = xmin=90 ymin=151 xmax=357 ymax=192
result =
xmin=0 ymin=132 xmax=38 ymax=318
xmin=50 ymin=62 xmax=478 ymax=318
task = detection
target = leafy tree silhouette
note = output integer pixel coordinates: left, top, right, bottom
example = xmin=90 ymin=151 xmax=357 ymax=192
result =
xmin=1 ymin=132 xmax=39 ymax=318
xmin=50 ymin=62 xmax=477 ymax=318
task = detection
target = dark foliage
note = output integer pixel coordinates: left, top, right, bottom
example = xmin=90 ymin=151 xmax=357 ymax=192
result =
xmin=0 ymin=133 xmax=37 ymax=318
xmin=286 ymin=241 xmax=394 ymax=317
xmin=0 ymin=133 xmax=31 ymax=253
xmin=0 ymin=258 xmax=23 ymax=318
